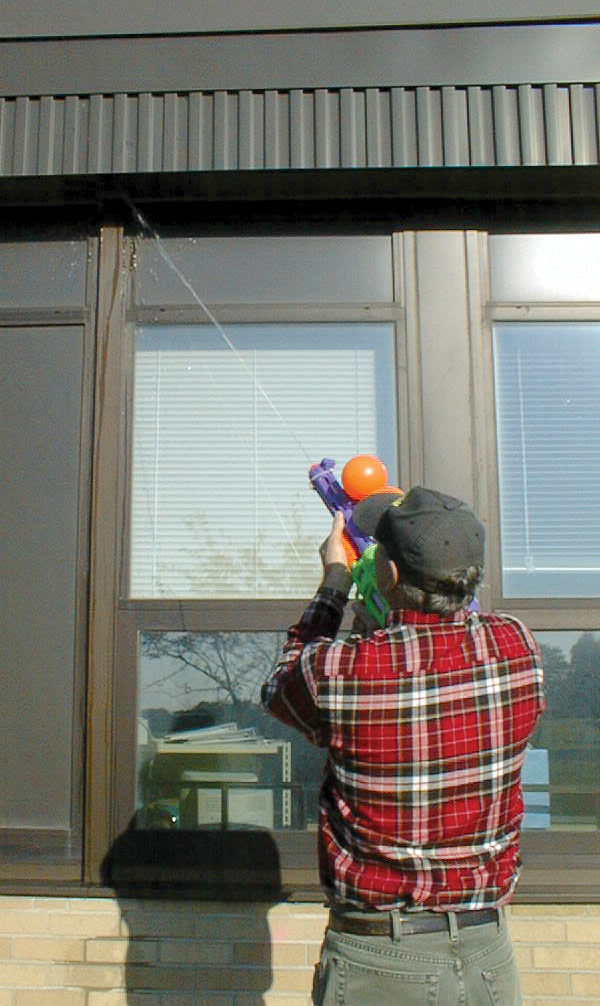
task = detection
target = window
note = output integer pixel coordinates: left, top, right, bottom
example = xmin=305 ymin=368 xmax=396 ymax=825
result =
xmin=130 ymin=314 xmax=398 ymax=837
xmin=109 ymin=231 xmax=402 ymax=883
xmin=137 ymin=631 xmax=321 ymax=833
xmin=0 ymin=237 xmax=94 ymax=879
xmin=7 ymin=223 xmax=589 ymax=898
xmin=493 ymin=322 xmax=600 ymax=598
xmin=107 ymin=227 xmax=600 ymax=896
xmin=486 ymin=233 xmax=600 ymax=900
xmin=532 ymin=630 xmax=600 ymax=832
xmin=131 ymin=322 xmax=397 ymax=599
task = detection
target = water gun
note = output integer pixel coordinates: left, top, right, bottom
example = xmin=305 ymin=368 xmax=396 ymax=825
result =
xmin=309 ymin=455 xmax=401 ymax=627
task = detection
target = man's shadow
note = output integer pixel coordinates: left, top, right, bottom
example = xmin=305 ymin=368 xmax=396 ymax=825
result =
xmin=102 ymin=820 xmax=282 ymax=1004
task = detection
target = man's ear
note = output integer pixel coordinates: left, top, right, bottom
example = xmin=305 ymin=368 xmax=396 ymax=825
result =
xmin=384 ymin=560 xmax=399 ymax=592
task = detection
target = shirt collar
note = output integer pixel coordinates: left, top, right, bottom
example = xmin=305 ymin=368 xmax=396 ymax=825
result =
xmin=386 ymin=607 xmax=471 ymax=626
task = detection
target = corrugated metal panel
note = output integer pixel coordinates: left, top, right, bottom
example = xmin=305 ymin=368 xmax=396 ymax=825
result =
xmin=1 ymin=84 xmax=599 ymax=178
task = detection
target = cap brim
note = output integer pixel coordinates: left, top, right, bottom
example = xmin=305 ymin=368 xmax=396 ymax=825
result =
xmin=352 ymin=489 xmax=404 ymax=536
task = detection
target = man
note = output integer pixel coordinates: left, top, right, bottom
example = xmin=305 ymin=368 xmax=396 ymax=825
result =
xmin=262 ymin=487 xmax=545 ymax=1006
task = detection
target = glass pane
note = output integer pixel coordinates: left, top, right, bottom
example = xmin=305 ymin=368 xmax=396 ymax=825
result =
xmin=136 ymin=630 xmax=600 ymax=835
xmin=137 ymin=631 xmax=325 ymax=832
xmin=490 ymin=234 xmax=600 ymax=303
xmin=137 ymin=235 xmax=394 ymax=305
xmin=0 ymin=241 xmax=89 ymax=308
xmin=0 ymin=326 xmax=84 ymax=832
xmin=530 ymin=630 xmax=600 ymax=831
xmin=493 ymin=322 xmax=600 ymax=597
xmin=131 ymin=322 xmax=397 ymax=598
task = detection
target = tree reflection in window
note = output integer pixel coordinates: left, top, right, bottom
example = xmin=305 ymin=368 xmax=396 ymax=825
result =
xmin=137 ymin=631 xmax=325 ymax=831
xmin=534 ymin=631 xmax=600 ymax=829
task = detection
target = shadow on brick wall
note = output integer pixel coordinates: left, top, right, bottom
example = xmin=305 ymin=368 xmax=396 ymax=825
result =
xmin=102 ymin=818 xmax=283 ymax=1004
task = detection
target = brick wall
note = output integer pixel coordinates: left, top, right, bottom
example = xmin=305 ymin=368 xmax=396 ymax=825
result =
xmin=0 ymin=897 xmax=598 ymax=1005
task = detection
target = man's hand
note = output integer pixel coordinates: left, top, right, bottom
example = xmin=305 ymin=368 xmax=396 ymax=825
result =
xmin=319 ymin=511 xmax=348 ymax=572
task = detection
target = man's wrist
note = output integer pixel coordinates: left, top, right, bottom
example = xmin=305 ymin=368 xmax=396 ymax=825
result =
xmin=320 ymin=562 xmax=352 ymax=596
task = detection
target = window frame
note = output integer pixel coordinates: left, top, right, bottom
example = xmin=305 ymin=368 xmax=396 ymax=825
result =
xmin=127 ymin=310 xmax=402 ymax=602
xmin=83 ymin=226 xmax=600 ymax=902
xmin=465 ymin=235 xmax=600 ymax=901
xmin=101 ymin=232 xmax=407 ymax=894
xmin=481 ymin=299 xmax=600 ymax=628
xmin=0 ymin=240 xmax=98 ymax=884
xmin=1 ymin=222 xmax=597 ymax=901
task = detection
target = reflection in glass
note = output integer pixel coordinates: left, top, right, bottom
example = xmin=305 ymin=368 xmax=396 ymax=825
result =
xmin=136 ymin=630 xmax=599 ymax=833
xmin=137 ymin=631 xmax=325 ymax=831
xmin=532 ymin=630 xmax=600 ymax=830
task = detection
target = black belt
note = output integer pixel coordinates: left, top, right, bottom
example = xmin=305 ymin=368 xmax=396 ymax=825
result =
xmin=329 ymin=907 xmax=499 ymax=937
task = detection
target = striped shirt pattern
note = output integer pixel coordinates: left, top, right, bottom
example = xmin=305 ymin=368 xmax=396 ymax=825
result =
xmin=262 ymin=587 xmax=545 ymax=912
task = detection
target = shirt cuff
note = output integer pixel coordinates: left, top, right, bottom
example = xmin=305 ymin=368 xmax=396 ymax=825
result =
xmin=321 ymin=563 xmax=353 ymax=596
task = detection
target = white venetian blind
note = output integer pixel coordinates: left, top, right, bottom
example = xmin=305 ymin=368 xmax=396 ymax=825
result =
xmin=493 ymin=322 xmax=600 ymax=598
xmin=131 ymin=323 xmax=396 ymax=598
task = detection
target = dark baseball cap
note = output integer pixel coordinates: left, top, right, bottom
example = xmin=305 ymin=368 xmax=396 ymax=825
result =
xmin=353 ymin=486 xmax=485 ymax=592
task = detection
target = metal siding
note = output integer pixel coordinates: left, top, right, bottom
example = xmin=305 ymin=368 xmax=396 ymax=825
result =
xmin=467 ymin=86 xmax=493 ymax=166
xmin=518 ymin=85 xmax=540 ymax=166
xmin=64 ymin=96 xmax=80 ymax=174
xmin=137 ymin=93 xmax=154 ymax=172
xmin=1 ymin=84 xmax=600 ymax=179
xmin=187 ymin=91 xmax=203 ymax=171
xmin=596 ymin=84 xmax=600 ymax=164
xmin=570 ymin=83 xmax=596 ymax=166
xmin=162 ymin=93 xmax=179 ymax=173
xmin=391 ymin=88 xmax=416 ymax=167
xmin=417 ymin=87 xmax=441 ymax=167
xmin=544 ymin=84 xmax=565 ymax=166
xmin=264 ymin=90 xmax=282 ymax=169
xmin=289 ymin=89 xmax=306 ymax=168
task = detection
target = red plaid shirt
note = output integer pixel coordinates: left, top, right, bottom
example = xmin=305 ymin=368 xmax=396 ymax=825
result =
xmin=262 ymin=586 xmax=545 ymax=912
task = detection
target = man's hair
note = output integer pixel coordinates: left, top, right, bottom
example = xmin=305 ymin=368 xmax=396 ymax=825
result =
xmin=388 ymin=565 xmax=483 ymax=615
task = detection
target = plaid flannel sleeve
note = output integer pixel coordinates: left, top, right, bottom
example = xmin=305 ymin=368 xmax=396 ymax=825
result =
xmin=261 ymin=581 xmax=348 ymax=746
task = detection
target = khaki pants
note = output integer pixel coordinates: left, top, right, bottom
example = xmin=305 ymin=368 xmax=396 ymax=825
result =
xmin=312 ymin=908 xmax=522 ymax=1006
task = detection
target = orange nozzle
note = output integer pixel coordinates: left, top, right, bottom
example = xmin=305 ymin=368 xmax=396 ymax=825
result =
xmin=341 ymin=454 xmax=388 ymax=502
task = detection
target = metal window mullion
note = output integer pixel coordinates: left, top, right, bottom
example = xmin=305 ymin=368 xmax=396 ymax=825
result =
xmin=85 ymin=226 xmax=130 ymax=883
